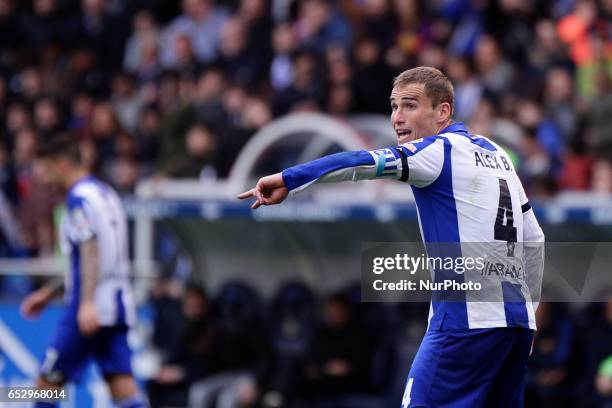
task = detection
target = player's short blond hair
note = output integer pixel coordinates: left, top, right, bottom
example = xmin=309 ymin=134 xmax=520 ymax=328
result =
xmin=393 ymin=67 xmax=454 ymax=114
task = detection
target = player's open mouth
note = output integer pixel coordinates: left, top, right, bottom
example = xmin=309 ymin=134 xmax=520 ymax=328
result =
xmin=396 ymin=130 xmax=412 ymax=137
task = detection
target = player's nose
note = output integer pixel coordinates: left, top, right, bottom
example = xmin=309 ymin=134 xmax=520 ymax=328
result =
xmin=392 ymin=110 xmax=405 ymax=126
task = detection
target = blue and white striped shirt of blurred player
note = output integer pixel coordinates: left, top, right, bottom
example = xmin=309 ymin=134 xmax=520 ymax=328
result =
xmin=281 ymin=122 xmax=545 ymax=331
xmin=60 ymin=176 xmax=136 ymax=326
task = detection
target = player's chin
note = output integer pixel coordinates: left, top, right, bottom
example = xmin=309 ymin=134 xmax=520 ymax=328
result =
xmin=397 ymin=135 xmax=413 ymax=144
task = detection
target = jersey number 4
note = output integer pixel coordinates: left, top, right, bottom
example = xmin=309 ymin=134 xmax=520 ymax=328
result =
xmin=495 ymin=178 xmax=517 ymax=257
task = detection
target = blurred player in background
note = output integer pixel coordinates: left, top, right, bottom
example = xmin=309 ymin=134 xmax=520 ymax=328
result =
xmin=20 ymin=135 xmax=147 ymax=408
xmin=239 ymin=66 xmax=545 ymax=407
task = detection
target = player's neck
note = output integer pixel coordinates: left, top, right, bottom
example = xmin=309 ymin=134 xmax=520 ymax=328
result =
xmin=435 ymin=119 xmax=453 ymax=135
xmin=64 ymin=168 xmax=90 ymax=191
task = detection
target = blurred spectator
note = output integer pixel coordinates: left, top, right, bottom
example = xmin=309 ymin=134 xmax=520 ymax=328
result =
xmin=187 ymin=282 xmax=269 ymax=408
xmin=156 ymin=67 xmax=225 ymax=173
xmin=263 ymin=282 xmax=316 ymax=406
xmin=33 ymin=97 xmax=64 ymax=140
xmin=243 ymin=96 xmax=272 ymax=132
xmin=326 ymin=84 xmax=353 ymax=116
xmin=236 ymin=0 xmax=273 ymax=63
xmin=300 ymin=293 xmax=368 ymax=402
xmin=13 ymin=128 xmax=38 ymax=202
xmin=111 ymin=72 xmax=144 ymax=133
xmin=474 ymin=35 xmax=516 ymax=100
xmin=172 ymin=34 xmax=202 ymax=77
xmin=443 ymin=0 xmax=483 ymax=56
xmin=528 ymin=19 xmax=573 ymax=74
xmin=13 ymin=127 xmax=38 ymax=176
xmin=134 ymin=103 xmax=161 ymax=169
xmin=216 ymin=18 xmax=266 ymax=87
xmin=417 ymin=44 xmax=447 ymax=70
xmin=295 ymin=0 xmax=353 ymax=53
xmin=490 ymin=0 xmax=536 ymax=65
xmin=68 ymin=92 xmax=95 ymax=137
xmin=515 ymin=99 xmax=564 ymax=178
xmin=18 ymin=165 xmax=61 ymax=256
xmin=19 ymin=67 xmax=45 ymax=105
xmin=0 ymin=0 xmax=21 ymax=52
xmin=558 ymin=139 xmax=594 ymax=191
xmin=19 ymin=0 xmax=62 ymax=60
xmin=526 ymin=302 xmax=575 ymax=407
xmin=352 ymin=37 xmax=393 ymax=114
xmin=326 ymin=45 xmax=352 ymax=86
xmin=273 ymin=51 xmax=321 ymax=116
xmin=596 ymin=356 xmax=612 ymax=407
xmin=108 ymin=155 xmax=140 ymax=196
xmin=468 ymin=98 xmax=524 ymax=154
xmin=160 ymin=0 xmax=229 ymax=67
xmin=557 ymin=0 xmax=598 ymax=67
xmin=357 ymin=0 xmax=396 ymax=49
xmin=389 ymin=0 xmax=426 ymax=67
xmin=577 ymin=298 xmax=612 ymax=407
xmin=4 ymin=103 xmax=33 ymax=145
xmin=89 ymin=101 xmax=120 ymax=163
xmin=132 ymin=36 xmax=162 ymax=83
xmin=78 ymin=137 xmax=99 ymax=173
xmin=0 ymin=142 xmax=18 ymax=207
xmin=446 ymin=55 xmax=483 ymax=121
xmin=270 ymin=22 xmax=297 ymax=91
xmin=169 ymin=123 xmax=219 ymax=180
xmin=586 ymin=68 xmax=612 ymax=158
xmin=544 ymin=67 xmax=579 ymax=145
xmin=124 ymin=9 xmax=161 ymax=74
xmin=591 ymin=159 xmax=612 ymax=193
xmin=72 ymin=0 xmax=129 ymax=71
xmin=148 ymin=284 xmax=215 ymax=408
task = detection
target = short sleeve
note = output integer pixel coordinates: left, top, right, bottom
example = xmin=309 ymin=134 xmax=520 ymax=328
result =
xmin=397 ymin=137 xmax=446 ymax=188
xmin=66 ymin=195 xmax=96 ymax=243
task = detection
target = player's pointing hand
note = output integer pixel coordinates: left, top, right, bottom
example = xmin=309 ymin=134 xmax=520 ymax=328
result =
xmin=237 ymin=172 xmax=289 ymax=209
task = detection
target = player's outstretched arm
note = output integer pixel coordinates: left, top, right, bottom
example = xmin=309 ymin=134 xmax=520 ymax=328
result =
xmin=242 ymin=147 xmax=411 ymax=206
xmin=20 ymin=279 xmax=63 ymax=319
xmin=238 ymin=172 xmax=289 ymax=209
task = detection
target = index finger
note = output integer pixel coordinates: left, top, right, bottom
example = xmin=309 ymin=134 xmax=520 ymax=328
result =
xmin=237 ymin=189 xmax=255 ymax=200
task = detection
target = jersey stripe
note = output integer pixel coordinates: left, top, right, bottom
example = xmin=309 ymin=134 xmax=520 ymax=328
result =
xmin=412 ymin=137 xmax=468 ymax=330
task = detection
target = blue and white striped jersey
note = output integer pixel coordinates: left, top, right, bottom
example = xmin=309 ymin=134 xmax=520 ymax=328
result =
xmin=282 ymin=122 xmax=545 ymax=330
xmin=59 ymin=175 xmax=136 ymax=327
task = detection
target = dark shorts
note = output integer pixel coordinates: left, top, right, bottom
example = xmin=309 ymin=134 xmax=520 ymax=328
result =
xmin=40 ymin=314 xmax=132 ymax=384
xmin=401 ymin=327 xmax=534 ymax=408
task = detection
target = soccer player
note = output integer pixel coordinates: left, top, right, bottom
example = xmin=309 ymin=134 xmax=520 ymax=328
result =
xmin=20 ymin=135 xmax=147 ymax=408
xmin=238 ymin=67 xmax=545 ymax=407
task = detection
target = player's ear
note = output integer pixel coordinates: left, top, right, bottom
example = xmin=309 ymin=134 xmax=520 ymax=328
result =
xmin=437 ymin=102 xmax=452 ymax=123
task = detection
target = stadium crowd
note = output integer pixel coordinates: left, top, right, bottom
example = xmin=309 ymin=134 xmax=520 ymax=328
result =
xmin=0 ymin=0 xmax=611 ymax=407
xmin=0 ymin=0 xmax=610 ymax=256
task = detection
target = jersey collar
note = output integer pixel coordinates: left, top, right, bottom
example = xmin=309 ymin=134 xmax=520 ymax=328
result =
xmin=439 ymin=122 xmax=468 ymax=135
